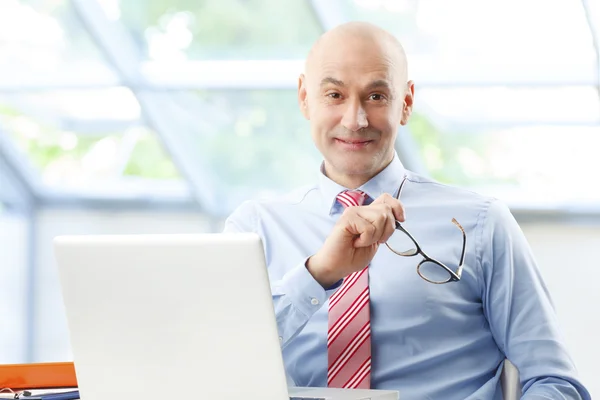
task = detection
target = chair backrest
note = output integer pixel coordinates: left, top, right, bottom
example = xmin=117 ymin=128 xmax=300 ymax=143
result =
xmin=500 ymin=359 xmax=522 ymax=400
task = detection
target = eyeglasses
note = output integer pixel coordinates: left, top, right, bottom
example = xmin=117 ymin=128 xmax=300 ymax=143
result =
xmin=384 ymin=176 xmax=467 ymax=284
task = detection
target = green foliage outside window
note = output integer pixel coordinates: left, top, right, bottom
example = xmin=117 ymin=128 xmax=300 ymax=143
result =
xmin=118 ymin=0 xmax=322 ymax=60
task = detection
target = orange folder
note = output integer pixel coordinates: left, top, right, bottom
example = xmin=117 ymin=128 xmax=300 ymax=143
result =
xmin=0 ymin=362 xmax=77 ymax=390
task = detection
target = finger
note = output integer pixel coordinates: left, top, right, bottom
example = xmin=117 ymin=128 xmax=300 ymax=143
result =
xmin=359 ymin=204 xmax=397 ymax=243
xmin=341 ymin=211 xmax=379 ymax=247
xmin=371 ymin=193 xmax=406 ymax=222
xmin=354 ymin=215 xmax=380 ymax=248
xmin=379 ymin=210 xmax=396 ymax=244
xmin=355 ymin=206 xmax=391 ymax=243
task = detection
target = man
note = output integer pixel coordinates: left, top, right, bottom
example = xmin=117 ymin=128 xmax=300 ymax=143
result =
xmin=224 ymin=22 xmax=590 ymax=399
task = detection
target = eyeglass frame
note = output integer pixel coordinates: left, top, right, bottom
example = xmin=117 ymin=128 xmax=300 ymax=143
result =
xmin=384 ymin=175 xmax=467 ymax=284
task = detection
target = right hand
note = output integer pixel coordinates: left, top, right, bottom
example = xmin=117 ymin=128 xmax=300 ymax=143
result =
xmin=307 ymin=193 xmax=405 ymax=287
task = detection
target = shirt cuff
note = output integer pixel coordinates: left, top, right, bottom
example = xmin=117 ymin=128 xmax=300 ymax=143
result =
xmin=280 ymin=257 xmax=340 ymax=317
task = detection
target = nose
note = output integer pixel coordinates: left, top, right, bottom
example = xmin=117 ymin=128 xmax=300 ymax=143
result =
xmin=341 ymin=98 xmax=368 ymax=132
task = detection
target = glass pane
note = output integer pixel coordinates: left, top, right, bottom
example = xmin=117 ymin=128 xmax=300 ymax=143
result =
xmin=0 ymin=89 xmax=185 ymax=192
xmin=418 ymin=261 xmax=452 ymax=284
xmin=407 ymin=117 xmax=600 ymax=205
xmin=589 ymin=1 xmax=600 ymax=36
xmin=108 ymin=0 xmax=322 ymax=60
xmin=339 ymin=0 xmax=596 ymax=83
xmin=156 ymin=90 xmax=320 ymax=212
xmin=387 ymin=227 xmax=418 ymax=256
xmin=0 ymin=0 xmax=117 ymax=83
xmin=417 ymin=87 xmax=600 ymax=126
xmin=0 ymin=207 xmax=28 ymax=363
xmin=0 ymin=167 xmax=28 ymax=210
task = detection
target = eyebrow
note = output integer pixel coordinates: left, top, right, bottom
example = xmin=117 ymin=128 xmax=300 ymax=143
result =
xmin=365 ymin=79 xmax=392 ymax=92
xmin=319 ymin=77 xmax=393 ymax=92
xmin=320 ymin=77 xmax=345 ymax=87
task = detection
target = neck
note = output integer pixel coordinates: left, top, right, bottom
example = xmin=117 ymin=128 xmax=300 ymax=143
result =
xmin=324 ymin=154 xmax=394 ymax=189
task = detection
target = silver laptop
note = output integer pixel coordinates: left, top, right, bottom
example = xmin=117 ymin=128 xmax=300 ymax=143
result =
xmin=53 ymin=233 xmax=398 ymax=400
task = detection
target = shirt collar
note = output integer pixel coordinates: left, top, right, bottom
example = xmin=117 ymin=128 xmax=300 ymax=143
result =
xmin=318 ymin=152 xmax=407 ymax=215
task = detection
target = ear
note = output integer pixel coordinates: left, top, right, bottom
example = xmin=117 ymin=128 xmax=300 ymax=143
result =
xmin=400 ymin=80 xmax=415 ymax=126
xmin=298 ymin=74 xmax=310 ymax=120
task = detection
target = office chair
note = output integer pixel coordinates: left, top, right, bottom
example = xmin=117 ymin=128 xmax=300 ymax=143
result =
xmin=501 ymin=359 xmax=522 ymax=400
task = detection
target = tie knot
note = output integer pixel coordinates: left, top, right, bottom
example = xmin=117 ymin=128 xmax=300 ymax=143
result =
xmin=337 ymin=190 xmax=367 ymax=208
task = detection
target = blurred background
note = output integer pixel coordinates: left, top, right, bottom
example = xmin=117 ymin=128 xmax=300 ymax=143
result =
xmin=0 ymin=0 xmax=599 ymax=396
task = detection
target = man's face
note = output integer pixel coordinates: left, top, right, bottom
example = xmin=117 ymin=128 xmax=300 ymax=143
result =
xmin=299 ymin=35 xmax=413 ymax=182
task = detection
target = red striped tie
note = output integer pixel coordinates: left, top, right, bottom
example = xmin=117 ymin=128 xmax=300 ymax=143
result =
xmin=327 ymin=190 xmax=371 ymax=389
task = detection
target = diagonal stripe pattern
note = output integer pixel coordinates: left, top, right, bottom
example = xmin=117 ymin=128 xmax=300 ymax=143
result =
xmin=327 ymin=190 xmax=371 ymax=389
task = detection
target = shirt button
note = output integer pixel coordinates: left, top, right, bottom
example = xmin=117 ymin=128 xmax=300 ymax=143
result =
xmin=311 ymin=298 xmax=319 ymax=305
xmin=279 ymin=336 xmax=283 ymax=343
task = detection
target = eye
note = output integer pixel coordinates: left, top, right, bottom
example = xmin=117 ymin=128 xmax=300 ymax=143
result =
xmin=327 ymin=92 xmax=342 ymax=99
xmin=369 ymin=93 xmax=386 ymax=101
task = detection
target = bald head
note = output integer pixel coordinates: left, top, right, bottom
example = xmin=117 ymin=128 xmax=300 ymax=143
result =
xmin=305 ymin=21 xmax=408 ymax=84
xmin=298 ymin=22 xmax=415 ymax=189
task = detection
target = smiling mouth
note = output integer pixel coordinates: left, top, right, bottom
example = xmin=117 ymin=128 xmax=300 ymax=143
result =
xmin=335 ymin=138 xmax=373 ymax=145
xmin=334 ymin=138 xmax=373 ymax=150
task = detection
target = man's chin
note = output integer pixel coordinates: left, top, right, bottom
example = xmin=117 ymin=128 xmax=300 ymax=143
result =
xmin=333 ymin=160 xmax=375 ymax=177
xmin=325 ymin=151 xmax=391 ymax=179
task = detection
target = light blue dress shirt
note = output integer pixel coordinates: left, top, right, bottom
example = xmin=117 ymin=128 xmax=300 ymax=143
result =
xmin=224 ymin=154 xmax=590 ymax=400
